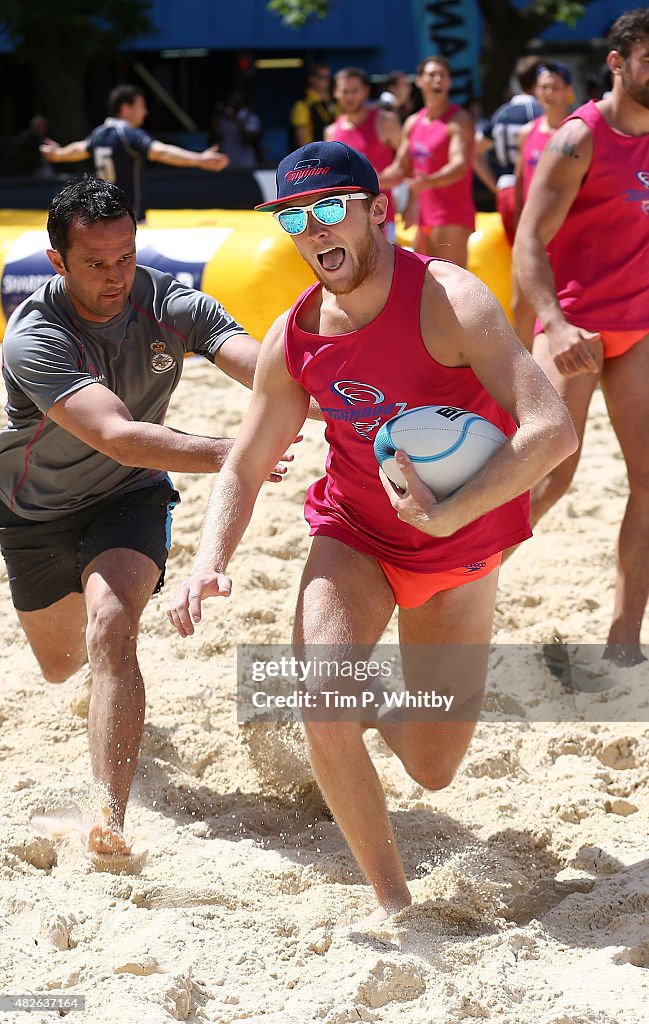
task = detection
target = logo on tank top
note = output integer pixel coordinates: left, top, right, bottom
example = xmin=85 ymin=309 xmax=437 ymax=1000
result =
xmin=624 ymin=171 xmax=649 ymax=214
xmin=322 ymin=380 xmax=407 ymax=439
xmin=150 ymin=341 xmax=175 ymax=373
xmin=411 ymin=142 xmax=432 ymax=161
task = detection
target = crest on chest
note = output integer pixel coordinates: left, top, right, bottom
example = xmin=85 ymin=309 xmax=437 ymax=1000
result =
xmin=150 ymin=341 xmax=175 ymax=374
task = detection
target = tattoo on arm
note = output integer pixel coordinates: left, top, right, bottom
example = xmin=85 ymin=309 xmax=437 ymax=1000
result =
xmin=547 ymin=138 xmax=580 ymax=159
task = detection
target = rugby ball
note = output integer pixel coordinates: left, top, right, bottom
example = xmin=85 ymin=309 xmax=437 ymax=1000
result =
xmin=374 ymin=405 xmax=507 ymax=498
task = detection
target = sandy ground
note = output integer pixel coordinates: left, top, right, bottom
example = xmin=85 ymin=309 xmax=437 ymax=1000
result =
xmin=1 ymin=357 xmax=649 ymax=1024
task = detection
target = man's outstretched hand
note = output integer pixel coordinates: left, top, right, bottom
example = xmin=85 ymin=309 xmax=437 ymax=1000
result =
xmin=167 ymin=571 xmax=232 ymax=637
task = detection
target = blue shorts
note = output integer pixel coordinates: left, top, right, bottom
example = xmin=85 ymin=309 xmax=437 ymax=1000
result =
xmin=0 ymin=480 xmax=180 ymax=612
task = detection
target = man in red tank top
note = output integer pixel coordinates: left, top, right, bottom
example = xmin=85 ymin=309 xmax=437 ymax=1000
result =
xmin=514 ymin=8 xmax=649 ymax=667
xmin=168 ymin=141 xmax=576 ymax=924
xmin=325 ymin=67 xmax=402 ymax=241
xmin=389 ymin=55 xmax=476 ymax=267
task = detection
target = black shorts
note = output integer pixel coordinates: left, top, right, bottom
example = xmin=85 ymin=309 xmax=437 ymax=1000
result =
xmin=0 ymin=480 xmax=180 ymax=612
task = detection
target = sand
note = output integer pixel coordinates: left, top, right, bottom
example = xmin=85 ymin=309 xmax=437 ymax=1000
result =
xmin=1 ymin=357 xmax=649 ymax=1024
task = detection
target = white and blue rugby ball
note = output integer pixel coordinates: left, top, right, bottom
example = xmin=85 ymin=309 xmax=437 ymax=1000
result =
xmin=374 ymin=405 xmax=507 ymax=499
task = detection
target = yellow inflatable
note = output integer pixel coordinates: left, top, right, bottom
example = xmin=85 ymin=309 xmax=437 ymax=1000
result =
xmin=396 ymin=211 xmax=513 ymax=318
xmin=0 ymin=209 xmax=512 ymax=339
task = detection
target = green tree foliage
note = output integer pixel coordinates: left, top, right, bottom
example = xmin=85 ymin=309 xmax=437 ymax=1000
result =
xmin=0 ymin=0 xmax=154 ymax=139
xmin=267 ymin=0 xmax=599 ymax=113
xmin=267 ymin=0 xmax=332 ymax=27
xmin=476 ymin=0 xmax=596 ymax=111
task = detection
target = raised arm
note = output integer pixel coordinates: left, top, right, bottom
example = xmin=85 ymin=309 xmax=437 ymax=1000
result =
xmin=167 ymin=312 xmax=311 ymax=635
xmin=40 ymin=139 xmax=90 ymax=163
xmin=148 ymin=140 xmax=229 ymax=171
xmin=380 ymin=264 xmax=577 ymax=536
xmin=513 ymin=117 xmax=599 ymax=376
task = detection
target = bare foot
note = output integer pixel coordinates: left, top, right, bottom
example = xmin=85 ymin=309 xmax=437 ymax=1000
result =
xmin=355 ymin=894 xmax=412 ymax=929
xmin=87 ymin=822 xmax=131 ymax=856
xmin=86 ymin=824 xmax=146 ymax=874
xmin=68 ymin=670 xmax=92 ymax=719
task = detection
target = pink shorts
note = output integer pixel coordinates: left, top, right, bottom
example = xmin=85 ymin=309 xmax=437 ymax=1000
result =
xmin=534 ymin=324 xmax=648 ymax=360
xmin=378 ymin=552 xmax=502 ymax=609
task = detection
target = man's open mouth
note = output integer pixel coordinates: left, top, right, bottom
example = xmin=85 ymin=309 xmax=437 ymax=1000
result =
xmin=317 ymin=247 xmax=346 ymax=271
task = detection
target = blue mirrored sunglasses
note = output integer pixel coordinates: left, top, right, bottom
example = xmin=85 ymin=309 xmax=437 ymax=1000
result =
xmin=274 ymin=193 xmax=370 ymax=235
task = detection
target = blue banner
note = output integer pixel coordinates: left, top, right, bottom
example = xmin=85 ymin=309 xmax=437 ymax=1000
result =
xmin=410 ymin=0 xmax=481 ymax=105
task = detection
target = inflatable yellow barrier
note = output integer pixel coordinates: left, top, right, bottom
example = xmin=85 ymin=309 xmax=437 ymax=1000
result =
xmin=396 ymin=211 xmax=513 ymax=318
xmin=0 ymin=208 xmax=315 ymax=341
xmin=0 ymin=209 xmax=512 ymax=339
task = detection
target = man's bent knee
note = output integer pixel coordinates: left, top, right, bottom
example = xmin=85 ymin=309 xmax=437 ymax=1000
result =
xmin=402 ymin=756 xmax=458 ymax=792
xmin=39 ymin=655 xmax=85 ymax=685
xmin=86 ymin=600 xmax=140 ymax=658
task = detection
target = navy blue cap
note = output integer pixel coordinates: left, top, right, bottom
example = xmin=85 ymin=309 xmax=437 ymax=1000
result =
xmin=536 ymin=60 xmax=572 ymax=85
xmin=255 ymin=140 xmax=380 ymax=212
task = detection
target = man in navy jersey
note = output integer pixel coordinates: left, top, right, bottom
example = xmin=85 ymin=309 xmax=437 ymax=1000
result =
xmin=474 ymin=56 xmax=543 ymax=245
xmin=41 ymin=85 xmax=229 ymax=221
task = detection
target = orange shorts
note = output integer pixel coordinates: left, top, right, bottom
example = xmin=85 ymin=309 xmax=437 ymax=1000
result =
xmin=599 ymin=328 xmax=648 ymax=359
xmin=378 ymin=552 xmax=502 ymax=609
xmin=534 ymin=324 xmax=648 ymax=359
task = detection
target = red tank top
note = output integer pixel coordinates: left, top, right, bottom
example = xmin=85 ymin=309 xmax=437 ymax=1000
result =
xmin=551 ymin=101 xmax=649 ymax=330
xmin=328 ymin=108 xmax=396 ymax=224
xmin=284 ymin=247 xmax=531 ymax=571
xmin=409 ymin=105 xmax=475 ymax=231
xmin=522 ymin=116 xmax=553 ymax=201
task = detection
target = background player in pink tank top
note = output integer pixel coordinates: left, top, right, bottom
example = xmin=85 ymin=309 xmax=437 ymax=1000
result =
xmin=514 ymin=8 xmax=649 ymax=667
xmin=387 ymin=55 xmax=475 ymax=267
xmin=325 ymin=67 xmax=402 ymax=241
xmin=169 ymin=141 xmax=576 ymax=925
xmin=512 ymin=61 xmax=573 ymax=348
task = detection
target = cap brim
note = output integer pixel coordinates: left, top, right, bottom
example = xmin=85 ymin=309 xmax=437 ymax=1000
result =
xmin=254 ymin=184 xmax=373 ymax=213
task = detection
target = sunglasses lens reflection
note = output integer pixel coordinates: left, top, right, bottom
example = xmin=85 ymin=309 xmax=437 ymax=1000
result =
xmin=277 ymin=198 xmax=347 ymax=234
